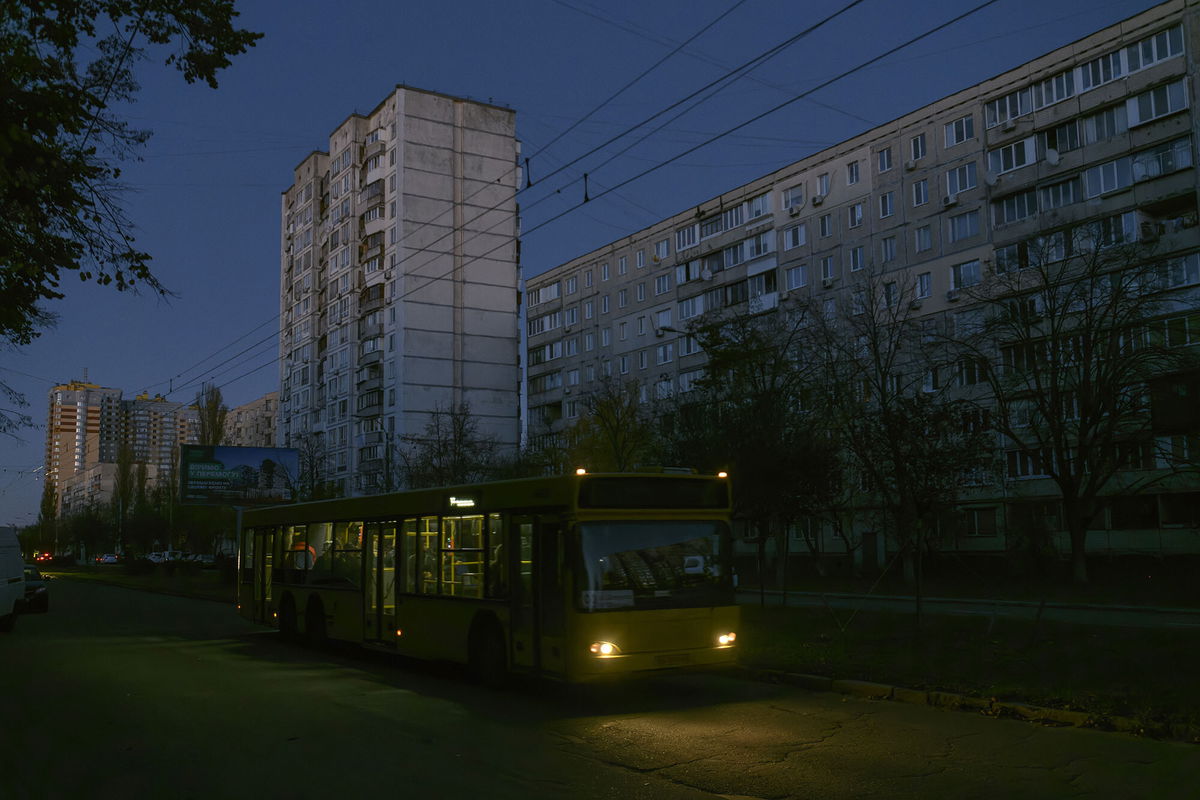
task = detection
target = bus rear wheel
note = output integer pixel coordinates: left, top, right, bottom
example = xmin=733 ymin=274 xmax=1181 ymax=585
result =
xmin=469 ymin=618 xmax=507 ymax=687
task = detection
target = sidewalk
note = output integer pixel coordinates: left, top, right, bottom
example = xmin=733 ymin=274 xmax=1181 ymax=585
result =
xmin=738 ymin=588 xmax=1200 ymax=628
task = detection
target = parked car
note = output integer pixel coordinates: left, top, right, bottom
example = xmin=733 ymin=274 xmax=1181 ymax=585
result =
xmin=96 ymin=553 xmax=119 ymax=565
xmin=145 ymin=550 xmax=186 ymax=563
xmin=21 ymin=565 xmax=49 ymax=613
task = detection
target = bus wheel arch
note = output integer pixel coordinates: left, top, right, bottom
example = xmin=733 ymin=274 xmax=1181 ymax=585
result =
xmin=468 ymin=612 xmax=507 ymax=687
xmin=305 ymin=595 xmax=327 ymax=647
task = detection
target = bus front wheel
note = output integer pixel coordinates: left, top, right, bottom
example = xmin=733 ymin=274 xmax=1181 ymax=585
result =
xmin=469 ymin=617 xmax=508 ymax=687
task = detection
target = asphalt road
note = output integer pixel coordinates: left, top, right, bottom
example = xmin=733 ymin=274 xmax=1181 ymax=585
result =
xmin=739 ymin=588 xmax=1200 ymax=629
xmin=2 ymin=580 xmax=1197 ymax=799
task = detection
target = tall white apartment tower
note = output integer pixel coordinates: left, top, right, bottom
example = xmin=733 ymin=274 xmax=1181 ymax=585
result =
xmin=279 ymin=86 xmax=522 ymax=494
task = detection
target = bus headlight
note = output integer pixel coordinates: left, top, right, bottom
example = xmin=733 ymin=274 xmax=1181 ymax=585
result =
xmin=589 ymin=641 xmax=620 ymax=657
xmin=717 ymin=632 xmax=737 ymax=646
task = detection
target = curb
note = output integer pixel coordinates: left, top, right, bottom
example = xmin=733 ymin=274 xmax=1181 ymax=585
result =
xmin=739 ymin=667 xmax=1200 ymax=744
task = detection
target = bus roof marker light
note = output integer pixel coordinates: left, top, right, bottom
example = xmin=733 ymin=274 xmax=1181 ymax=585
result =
xmin=575 ymin=468 xmax=587 ymax=475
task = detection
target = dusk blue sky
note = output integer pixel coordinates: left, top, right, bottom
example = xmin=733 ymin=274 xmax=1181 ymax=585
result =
xmin=0 ymin=0 xmax=1166 ymax=525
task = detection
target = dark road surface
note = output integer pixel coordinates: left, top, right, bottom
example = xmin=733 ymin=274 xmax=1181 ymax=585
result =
xmin=2 ymin=580 xmax=1196 ymax=799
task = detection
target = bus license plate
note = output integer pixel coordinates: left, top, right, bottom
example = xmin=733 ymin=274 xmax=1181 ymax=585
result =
xmin=656 ymin=653 xmax=692 ymax=666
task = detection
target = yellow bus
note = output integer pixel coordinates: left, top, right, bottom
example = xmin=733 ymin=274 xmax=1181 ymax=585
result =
xmin=237 ymin=471 xmax=739 ymax=682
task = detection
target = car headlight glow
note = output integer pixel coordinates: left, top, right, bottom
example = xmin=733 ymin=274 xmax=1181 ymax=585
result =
xmin=589 ymin=641 xmax=620 ymax=656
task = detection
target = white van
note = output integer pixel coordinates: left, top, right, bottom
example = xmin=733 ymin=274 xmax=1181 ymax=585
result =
xmin=0 ymin=527 xmax=25 ymax=632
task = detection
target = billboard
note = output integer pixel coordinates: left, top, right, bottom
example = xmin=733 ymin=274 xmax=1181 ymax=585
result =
xmin=179 ymin=445 xmax=299 ymax=506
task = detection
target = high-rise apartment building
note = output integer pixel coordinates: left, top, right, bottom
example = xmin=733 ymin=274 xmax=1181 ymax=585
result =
xmin=525 ymin=0 xmax=1200 ymax=557
xmin=279 ymin=86 xmax=522 ymax=495
xmin=226 ymin=391 xmax=278 ymax=448
xmin=45 ymin=383 xmax=199 ymax=514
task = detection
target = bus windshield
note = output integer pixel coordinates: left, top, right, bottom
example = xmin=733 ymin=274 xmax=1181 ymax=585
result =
xmin=577 ymin=520 xmax=733 ymax=611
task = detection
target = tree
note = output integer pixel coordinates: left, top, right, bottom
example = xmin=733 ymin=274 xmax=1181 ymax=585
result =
xmin=804 ymin=269 xmax=991 ymax=598
xmin=963 ymin=228 xmax=1197 ymax=584
xmin=0 ymin=1 xmax=261 ymax=348
xmin=569 ymin=377 xmax=656 ymax=472
xmin=290 ymin=431 xmax=338 ymax=501
xmin=400 ymin=403 xmax=500 ymax=489
xmin=195 ymin=382 xmax=229 ymax=445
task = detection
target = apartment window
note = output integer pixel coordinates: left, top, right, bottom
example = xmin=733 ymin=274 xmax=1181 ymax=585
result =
xmin=786 ymin=264 xmax=809 ymax=290
xmin=1038 ymin=119 xmax=1081 ymax=156
xmin=910 ymin=133 xmax=926 ymax=161
xmin=847 ymin=160 xmax=860 ymax=185
xmin=985 ymin=88 xmax=1031 ymax=129
xmin=723 ymin=203 xmax=746 ymax=230
xmin=913 ymin=179 xmax=928 ymax=206
xmin=639 ymin=351 xmax=648 ymax=370
xmin=848 ymin=203 xmax=863 ymax=228
xmin=601 ymin=328 xmax=611 ymax=346
xmin=565 ymin=338 xmax=579 ymax=356
xmin=880 ymin=236 xmax=897 ymax=263
xmin=994 ymin=189 xmax=1038 ymax=225
xmin=914 ymin=225 xmax=932 ymax=253
xmin=636 ymin=282 xmax=646 ymax=302
xmin=951 ymin=259 xmax=982 ymax=290
xmin=654 ymin=238 xmax=670 ymax=260
xmin=584 ymin=332 xmax=595 ymax=351
xmin=565 ymin=306 xmax=578 ymax=325
xmin=566 ymin=276 xmax=577 ymax=294
xmin=1132 ymin=136 xmax=1193 ymax=181
xmin=638 ymin=316 xmax=647 ymax=335
xmin=654 ymin=274 xmax=671 ymax=295
xmin=656 ymin=343 xmax=674 ymax=365
xmin=1079 ymin=51 xmax=1123 ymax=91
xmin=619 ymin=355 xmax=629 ymax=374
xmin=617 ymin=289 xmax=628 ymax=308
xmin=877 ymin=147 xmax=893 ymax=172
xmin=783 ymin=223 xmax=807 ymax=250
xmin=1130 ymin=79 xmax=1188 ymax=126
xmin=988 ymin=138 xmax=1036 ymax=175
xmin=946 ymin=162 xmax=977 ymax=195
xmin=700 ymin=214 xmax=723 ymax=239
xmin=879 ymin=191 xmax=894 ymax=218
xmin=584 ymin=299 xmax=594 ymax=319
xmin=1083 ymin=156 xmax=1133 ymax=198
xmin=636 ymin=250 xmax=646 ymax=269
xmin=945 ymin=115 xmax=974 ymax=146
xmin=584 ymin=269 xmax=593 ymax=287
xmin=819 ymin=214 xmax=832 ymax=237
xmin=1031 ymin=69 xmax=1075 ymax=109
xmin=1125 ymin=24 xmax=1184 ymax=72
xmin=916 ymin=271 xmax=931 ymax=299
xmin=1038 ymin=177 xmax=1081 ymax=211
xmin=948 ymin=210 xmax=980 ymax=242
xmin=782 ymin=184 xmax=805 ymax=209
xmin=817 ymin=173 xmax=830 ymax=196
xmin=601 ymin=263 xmax=610 ymax=281
xmin=1083 ymin=105 xmax=1128 ymax=145
xmin=848 ymin=245 xmax=864 ymax=271
xmin=655 ymin=308 xmax=672 ymax=328
xmin=821 ymin=255 xmax=836 ymax=281
xmin=601 ymin=295 xmax=610 ymax=314
xmin=748 ymin=193 xmax=771 ymax=219
xmin=618 ymin=256 xmax=628 ymax=275
xmin=678 ymin=295 xmax=703 ymax=320
xmin=676 ymin=224 xmax=699 ymax=251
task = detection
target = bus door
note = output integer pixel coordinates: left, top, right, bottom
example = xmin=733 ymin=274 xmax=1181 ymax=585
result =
xmin=253 ymin=528 xmax=274 ymax=624
xmin=509 ymin=515 xmax=566 ymax=675
xmin=364 ymin=522 xmax=397 ymax=643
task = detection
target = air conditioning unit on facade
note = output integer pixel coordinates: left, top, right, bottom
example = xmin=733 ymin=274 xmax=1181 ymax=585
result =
xmin=811 ymin=194 xmax=825 ymax=206
xmin=943 ymin=194 xmax=958 ymax=207
xmin=1002 ymin=118 xmax=1017 ymax=132
xmin=946 ymin=289 xmax=961 ymax=301
xmin=904 ymin=159 xmax=916 ymax=171
xmin=788 ymin=207 xmax=801 ymax=217
xmin=822 ymin=277 xmax=836 ymax=289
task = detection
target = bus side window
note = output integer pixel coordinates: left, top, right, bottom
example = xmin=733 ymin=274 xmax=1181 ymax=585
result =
xmin=485 ymin=513 xmax=507 ymax=599
xmin=538 ymin=524 xmax=565 ymax=636
xmin=401 ymin=519 xmax=418 ymax=593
